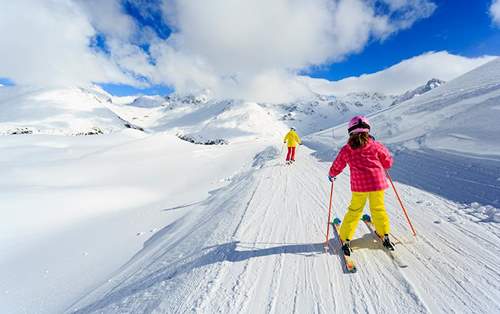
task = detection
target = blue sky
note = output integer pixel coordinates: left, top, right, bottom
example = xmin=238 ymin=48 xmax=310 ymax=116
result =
xmin=311 ymin=0 xmax=500 ymax=81
xmin=1 ymin=0 xmax=499 ymax=97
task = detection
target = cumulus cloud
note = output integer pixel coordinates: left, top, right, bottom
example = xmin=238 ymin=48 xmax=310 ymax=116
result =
xmin=491 ymin=0 xmax=500 ymax=26
xmin=156 ymin=0 xmax=437 ymax=101
xmin=0 ymin=0 xmax=439 ymax=101
xmin=0 ymin=0 xmax=136 ymax=87
xmin=303 ymin=51 xmax=497 ymax=95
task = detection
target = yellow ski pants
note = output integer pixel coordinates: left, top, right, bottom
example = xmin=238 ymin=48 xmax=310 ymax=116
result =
xmin=339 ymin=190 xmax=390 ymax=241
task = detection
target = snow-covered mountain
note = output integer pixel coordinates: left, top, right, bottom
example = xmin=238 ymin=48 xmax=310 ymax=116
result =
xmin=0 ymin=86 xmax=141 ymax=135
xmin=0 ymin=76 xmax=443 ymax=141
xmin=109 ymin=95 xmax=287 ymax=144
xmin=109 ymin=79 xmax=442 ymax=140
xmin=270 ymin=92 xmax=397 ymax=134
xmin=375 ymin=61 xmax=499 ymax=154
xmin=391 ymin=78 xmax=445 ymax=106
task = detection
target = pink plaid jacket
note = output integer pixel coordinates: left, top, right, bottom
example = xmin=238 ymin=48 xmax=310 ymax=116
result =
xmin=329 ymin=139 xmax=393 ymax=192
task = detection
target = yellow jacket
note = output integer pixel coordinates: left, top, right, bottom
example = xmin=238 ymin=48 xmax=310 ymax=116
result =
xmin=283 ymin=130 xmax=301 ymax=147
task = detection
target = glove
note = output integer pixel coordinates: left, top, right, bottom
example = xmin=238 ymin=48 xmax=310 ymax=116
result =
xmin=328 ymin=175 xmax=336 ymax=182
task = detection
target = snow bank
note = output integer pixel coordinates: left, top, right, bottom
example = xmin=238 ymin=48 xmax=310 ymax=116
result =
xmin=459 ymin=203 xmax=500 ymax=223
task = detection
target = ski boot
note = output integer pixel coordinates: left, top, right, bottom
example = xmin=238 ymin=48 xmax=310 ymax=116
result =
xmin=341 ymin=239 xmax=352 ymax=256
xmin=382 ymin=234 xmax=395 ymax=251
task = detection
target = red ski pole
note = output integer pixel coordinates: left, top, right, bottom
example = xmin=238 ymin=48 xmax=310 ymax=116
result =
xmin=324 ymin=181 xmax=334 ymax=249
xmin=386 ymin=170 xmax=417 ymax=237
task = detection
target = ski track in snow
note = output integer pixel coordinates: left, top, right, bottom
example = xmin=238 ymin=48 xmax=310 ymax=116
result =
xmin=71 ymin=146 xmax=500 ymax=314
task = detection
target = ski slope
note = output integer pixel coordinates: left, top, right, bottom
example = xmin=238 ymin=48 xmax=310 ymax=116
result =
xmin=70 ymin=146 xmax=500 ymax=313
xmin=2 ymin=59 xmax=500 ymax=313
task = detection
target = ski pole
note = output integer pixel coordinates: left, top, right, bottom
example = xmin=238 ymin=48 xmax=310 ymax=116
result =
xmin=324 ymin=181 xmax=334 ymax=249
xmin=386 ymin=170 xmax=417 ymax=237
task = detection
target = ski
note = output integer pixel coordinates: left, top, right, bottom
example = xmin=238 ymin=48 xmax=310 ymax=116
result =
xmin=331 ymin=218 xmax=357 ymax=273
xmin=361 ymin=214 xmax=408 ymax=268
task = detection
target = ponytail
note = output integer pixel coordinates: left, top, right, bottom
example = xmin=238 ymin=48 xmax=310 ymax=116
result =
xmin=348 ymin=132 xmax=370 ymax=149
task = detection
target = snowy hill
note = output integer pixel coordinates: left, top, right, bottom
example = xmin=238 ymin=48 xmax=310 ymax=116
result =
xmin=270 ymin=92 xmax=396 ymax=134
xmin=0 ymin=86 xmax=140 ymax=135
xmin=109 ymin=96 xmax=287 ymax=144
xmin=392 ymin=78 xmax=445 ymax=106
xmin=376 ymin=59 xmax=499 ymax=154
xmin=129 ymin=95 xmax=168 ymax=108
xmin=310 ymin=57 xmax=500 ymax=208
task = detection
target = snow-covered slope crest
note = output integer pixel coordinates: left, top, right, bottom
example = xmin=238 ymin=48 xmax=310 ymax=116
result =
xmin=373 ymin=57 xmax=500 ymax=155
xmin=392 ymin=78 xmax=445 ymax=106
xmin=314 ymin=57 xmax=500 ymax=154
xmin=0 ymin=86 xmax=135 ymax=135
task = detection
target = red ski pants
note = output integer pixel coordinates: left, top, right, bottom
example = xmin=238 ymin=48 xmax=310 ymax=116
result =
xmin=286 ymin=147 xmax=296 ymax=161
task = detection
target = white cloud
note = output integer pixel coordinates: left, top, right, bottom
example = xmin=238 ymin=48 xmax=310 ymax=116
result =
xmin=491 ymin=0 xmax=500 ymax=26
xmin=0 ymin=0 xmax=439 ymax=101
xmin=76 ymin=0 xmax=137 ymax=41
xmin=156 ymin=0 xmax=437 ymax=101
xmin=0 ymin=0 xmax=136 ymax=87
xmin=303 ymin=51 xmax=497 ymax=95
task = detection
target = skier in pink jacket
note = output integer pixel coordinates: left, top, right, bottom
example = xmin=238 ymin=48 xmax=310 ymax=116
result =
xmin=329 ymin=115 xmax=394 ymax=256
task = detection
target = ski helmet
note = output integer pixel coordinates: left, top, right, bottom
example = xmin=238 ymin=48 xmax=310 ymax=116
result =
xmin=348 ymin=115 xmax=370 ymax=134
xmin=290 ymin=127 xmax=296 ymax=131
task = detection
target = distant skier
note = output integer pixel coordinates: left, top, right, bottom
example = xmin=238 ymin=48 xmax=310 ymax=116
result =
xmin=328 ymin=116 xmax=394 ymax=256
xmin=283 ymin=127 xmax=301 ymax=164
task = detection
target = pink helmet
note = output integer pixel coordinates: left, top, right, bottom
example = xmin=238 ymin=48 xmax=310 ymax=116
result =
xmin=348 ymin=115 xmax=370 ymax=134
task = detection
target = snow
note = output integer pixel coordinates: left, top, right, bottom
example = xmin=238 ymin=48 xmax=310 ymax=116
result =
xmin=111 ymin=95 xmax=139 ymax=105
xmin=376 ymin=57 xmax=500 ymax=156
xmin=68 ymin=148 xmax=500 ymax=314
xmin=1 ymin=59 xmax=500 ymax=313
xmin=128 ymin=95 xmax=167 ymax=108
xmin=0 ymin=131 xmax=273 ymax=313
xmin=0 ymin=86 xmax=130 ymax=135
xmin=108 ymin=97 xmax=288 ymax=143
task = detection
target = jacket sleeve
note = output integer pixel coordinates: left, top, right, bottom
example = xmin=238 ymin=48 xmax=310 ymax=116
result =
xmin=377 ymin=143 xmax=393 ymax=169
xmin=329 ymin=146 xmax=348 ymax=177
xmin=283 ymin=133 xmax=288 ymax=143
xmin=296 ymin=133 xmax=301 ymax=144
